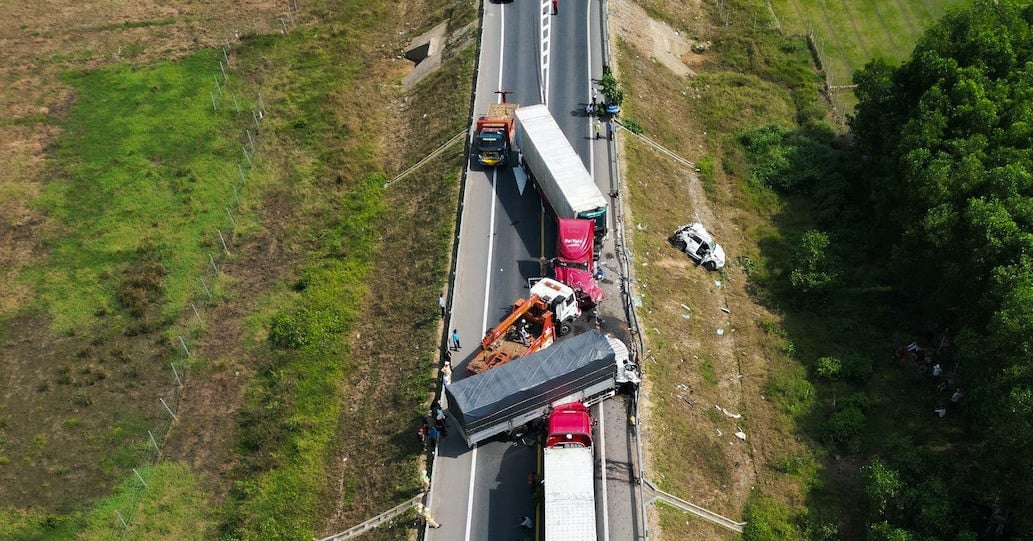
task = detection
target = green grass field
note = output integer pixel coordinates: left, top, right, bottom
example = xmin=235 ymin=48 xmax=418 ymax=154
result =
xmin=769 ymin=0 xmax=964 ymax=111
xmin=28 ymin=49 xmax=243 ymax=334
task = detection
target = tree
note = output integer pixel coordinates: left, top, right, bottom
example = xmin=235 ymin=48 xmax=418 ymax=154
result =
xmin=850 ymin=0 xmax=1033 ymax=531
xmin=789 ymin=230 xmax=839 ymax=297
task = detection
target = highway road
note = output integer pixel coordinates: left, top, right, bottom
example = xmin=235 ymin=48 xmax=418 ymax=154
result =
xmin=426 ymin=0 xmax=645 ymax=539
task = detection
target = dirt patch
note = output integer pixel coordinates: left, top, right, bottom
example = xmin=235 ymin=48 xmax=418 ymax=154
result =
xmin=0 ymin=314 xmax=173 ymax=510
xmin=610 ymin=0 xmax=706 ymax=78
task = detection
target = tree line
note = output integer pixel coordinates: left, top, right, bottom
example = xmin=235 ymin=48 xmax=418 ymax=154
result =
xmin=741 ymin=1 xmax=1033 ymax=538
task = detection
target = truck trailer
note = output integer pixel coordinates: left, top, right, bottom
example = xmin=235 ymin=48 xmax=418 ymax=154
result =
xmin=514 ymin=104 xmax=608 ymax=240
xmin=542 ymin=402 xmax=598 ymax=541
xmin=446 ymin=330 xmax=639 ymax=447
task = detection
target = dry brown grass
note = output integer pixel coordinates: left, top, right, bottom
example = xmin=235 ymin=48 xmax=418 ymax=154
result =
xmin=612 ymin=4 xmax=813 ymax=539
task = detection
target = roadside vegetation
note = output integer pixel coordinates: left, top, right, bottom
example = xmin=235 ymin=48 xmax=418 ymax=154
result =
xmin=0 ymin=0 xmax=474 ymax=539
xmin=619 ymin=0 xmax=1029 ymax=538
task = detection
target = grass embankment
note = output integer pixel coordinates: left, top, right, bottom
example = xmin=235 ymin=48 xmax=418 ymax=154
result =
xmin=0 ymin=49 xmax=242 ymax=533
xmin=617 ymin=0 xmax=963 ymax=539
xmin=0 ymin=0 xmax=476 ymax=537
xmin=618 ymin=19 xmax=817 ymax=536
xmin=0 ymin=463 xmax=213 ymax=540
xmin=28 ymin=49 xmax=240 ymax=334
xmin=209 ymin=4 xmax=475 ymax=540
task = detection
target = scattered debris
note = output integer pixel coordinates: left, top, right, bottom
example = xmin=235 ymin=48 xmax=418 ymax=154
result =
xmin=714 ymin=280 xmax=722 ymax=288
xmin=715 ymin=405 xmax=742 ymax=419
xmin=680 ymin=303 xmax=691 ymax=311
xmin=735 ymin=427 xmax=746 ymax=441
xmin=721 ymin=307 xmax=731 ymax=314
xmin=682 ymin=314 xmax=691 ymax=320
xmin=716 ymin=328 xmax=725 ymax=336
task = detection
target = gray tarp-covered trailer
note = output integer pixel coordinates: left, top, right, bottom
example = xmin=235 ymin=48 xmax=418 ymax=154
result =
xmin=446 ymin=330 xmax=636 ymax=447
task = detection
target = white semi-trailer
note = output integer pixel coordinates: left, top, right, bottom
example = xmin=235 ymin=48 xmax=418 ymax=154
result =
xmin=514 ymin=104 xmax=609 ymax=240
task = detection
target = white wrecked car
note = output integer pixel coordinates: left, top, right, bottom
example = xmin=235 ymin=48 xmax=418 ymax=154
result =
xmin=669 ymin=222 xmax=726 ymax=271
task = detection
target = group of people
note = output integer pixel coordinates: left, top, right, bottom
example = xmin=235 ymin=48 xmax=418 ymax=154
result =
xmin=898 ymin=341 xmax=964 ymax=418
xmin=416 ymin=399 xmax=450 ymax=450
xmin=584 ymin=85 xmax=619 ymax=141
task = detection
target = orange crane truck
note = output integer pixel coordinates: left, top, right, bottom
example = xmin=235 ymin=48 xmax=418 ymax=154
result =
xmin=466 ymin=278 xmax=580 ymax=376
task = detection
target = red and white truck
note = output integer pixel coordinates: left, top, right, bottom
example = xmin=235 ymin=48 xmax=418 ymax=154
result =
xmin=541 ymin=401 xmax=598 ymax=541
xmin=552 ymin=218 xmax=604 ymax=307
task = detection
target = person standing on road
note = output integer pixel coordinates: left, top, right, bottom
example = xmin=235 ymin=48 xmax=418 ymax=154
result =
xmin=591 ymin=87 xmax=598 ymax=107
xmin=607 ymin=118 xmax=615 ymax=141
xmin=552 ymin=0 xmax=558 ymax=15
xmin=451 ymin=329 xmax=461 ymax=350
xmin=429 ymin=425 xmax=440 ymax=447
xmin=438 ymin=293 xmax=446 ymax=319
xmin=594 ymin=118 xmax=601 ymax=140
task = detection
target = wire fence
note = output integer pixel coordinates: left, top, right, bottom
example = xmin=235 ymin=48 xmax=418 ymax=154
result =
xmin=109 ymin=1 xmax=300 ymax=536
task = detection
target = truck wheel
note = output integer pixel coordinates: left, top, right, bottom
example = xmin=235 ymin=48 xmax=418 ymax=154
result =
xmin=703 ymin=261 xmax=719 ymax=272
xmin=559 ymin=322 xmax=572 ymax=336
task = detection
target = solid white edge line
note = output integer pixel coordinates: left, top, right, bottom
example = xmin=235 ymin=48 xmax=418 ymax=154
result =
xmin=598 ymin=401 xmax=610 ymax=541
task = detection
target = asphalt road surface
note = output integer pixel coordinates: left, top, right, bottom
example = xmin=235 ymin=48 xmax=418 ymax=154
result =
xmin=426 ymin=0 xmax=644 ymax=539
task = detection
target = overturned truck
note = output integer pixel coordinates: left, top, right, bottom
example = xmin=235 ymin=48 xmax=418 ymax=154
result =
xmin=446 ymin=330 xmax=640 ymax=447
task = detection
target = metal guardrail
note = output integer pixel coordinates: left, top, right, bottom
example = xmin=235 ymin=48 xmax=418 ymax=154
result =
xmin=644 ymin=479 xmax=746 ymax=533
xmin=317 ymin=494 xmax=424 ymax=541
xmin=384 ymin=131 xmax=466 ymax=188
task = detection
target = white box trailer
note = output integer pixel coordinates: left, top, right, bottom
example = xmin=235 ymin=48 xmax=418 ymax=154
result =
xmin=514 ymin=104 xmax=608 ymax=239
xmin=544 ymin=445 xmax=596 ymax=540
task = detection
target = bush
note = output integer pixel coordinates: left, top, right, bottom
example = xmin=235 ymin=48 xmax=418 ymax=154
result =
xmin=269 ymin=312 xmax=306 ymax=349
xmin=867 ymin=520 xmax=914 ymax=541
xmin=839 ymin=392 xmax=872 ymax=412
xmin=742 ymin=490 xmax=799 ymax=540
xmin=789 ymin=230 xmax=840 ymax=297
xmin=820 ymin=407 xmax=865 ymax=451
xmin=861 ymin=457 xmax=901 ymax=516
xmin=621 ymin=117 xmax=644 ymax=135
xmin=840 ymin=353 xmax=874 ymax=384
xmin=815 ymin=356 xmax=842 ymax=380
